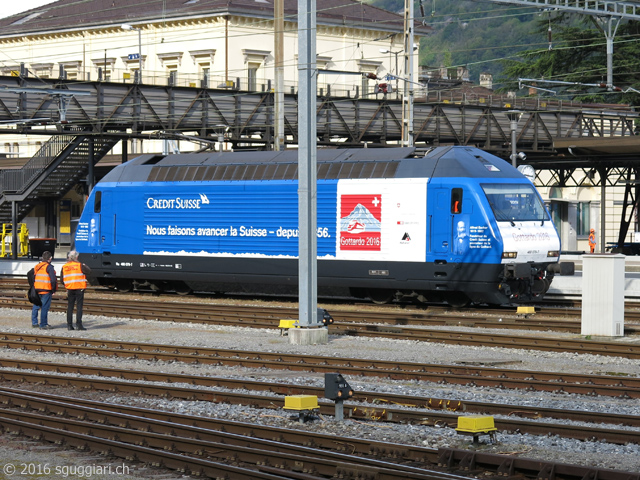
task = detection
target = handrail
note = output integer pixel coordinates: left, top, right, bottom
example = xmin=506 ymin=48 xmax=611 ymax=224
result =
xmin=0 ymin=135 xmax=77 ymax=194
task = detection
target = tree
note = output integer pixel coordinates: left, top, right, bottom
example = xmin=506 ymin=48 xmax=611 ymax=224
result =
xmin=500 ymin=14 xmax=640 ymax=106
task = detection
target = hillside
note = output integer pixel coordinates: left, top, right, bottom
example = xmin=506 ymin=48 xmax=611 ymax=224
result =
xmin=367 ymin=0 xmax=548 ymax=87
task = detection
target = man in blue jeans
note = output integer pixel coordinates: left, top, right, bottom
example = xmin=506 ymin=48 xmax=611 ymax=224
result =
xmin=31 ymin=251 xmax=57 ymax=329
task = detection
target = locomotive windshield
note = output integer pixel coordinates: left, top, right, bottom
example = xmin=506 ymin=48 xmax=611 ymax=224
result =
xmin=482 ymin=183 xmax=548 ymax=222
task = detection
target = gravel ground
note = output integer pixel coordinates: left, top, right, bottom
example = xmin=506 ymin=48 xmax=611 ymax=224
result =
xmin=0 ymin=303 xmax=639 ymax=478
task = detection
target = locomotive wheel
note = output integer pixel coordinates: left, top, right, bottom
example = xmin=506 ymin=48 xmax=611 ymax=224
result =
xmin=114 ymin=280 xmax=133 ymax=293
xmin=368 ymin=289 xmax=394 ymax=305
xmin=532 ymin=277 xmax=547 ymax=295
xmin=446 ymin=292 xmax=470 ymax=308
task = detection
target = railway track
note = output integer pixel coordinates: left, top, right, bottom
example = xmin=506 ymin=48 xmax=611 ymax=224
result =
xmin=1 ymin=288 xmax=639 ymax=477
xmin=3 ymin=276 xmax=640 ymax=321
xmin=0 ymin=386 xmax=448 ymax=480
xmin=0 ymin=332 xmax=638 ymax=398
xmin=2 ymin=294 xmax=640 ymax=357
xmin=0 ymin=355 xmax=639 ymax=439
xmin=1 ymin=386 xmax=636 ymax=480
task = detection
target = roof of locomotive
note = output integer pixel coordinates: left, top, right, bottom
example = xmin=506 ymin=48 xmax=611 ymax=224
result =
xmin=99 ymin=146 xmax=521 ymax=184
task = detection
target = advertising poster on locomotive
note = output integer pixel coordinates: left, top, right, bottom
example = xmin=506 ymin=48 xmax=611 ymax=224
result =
xmin=76 ymin=179 xmax=427 ymax=262
xmin=137 ymin=182 xmax=338 ymax=257
xmin=336 ymin=179 xmax=427 ymax=262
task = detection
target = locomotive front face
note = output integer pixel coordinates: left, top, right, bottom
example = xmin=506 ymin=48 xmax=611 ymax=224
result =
xmin=482 ymin=182 xmax=561 ymax=301
xmin=482 ymin=183 xmax=560 ymax=263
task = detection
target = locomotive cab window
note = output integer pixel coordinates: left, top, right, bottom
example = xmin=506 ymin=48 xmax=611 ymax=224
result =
xmin=94 ymin=191 xmax=102 ymax=213
xmin=483 ymin=183 xmax=547 ymax=222
xmin=451 ymin=188 xmax=463 ymax=214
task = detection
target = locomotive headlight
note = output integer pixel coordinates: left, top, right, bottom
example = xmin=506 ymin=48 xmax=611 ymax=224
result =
xmin=547 ymin=251 xmax=560 ymax=257
xmin=502 ymin=252 xmax=517 ymax=259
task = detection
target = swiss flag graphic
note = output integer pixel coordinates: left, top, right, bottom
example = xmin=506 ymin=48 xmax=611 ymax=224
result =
xmin=339 ymin=194 xmax=382 ymax=251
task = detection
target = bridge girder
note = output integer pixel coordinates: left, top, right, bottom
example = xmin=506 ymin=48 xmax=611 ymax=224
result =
xmin=0 ymin=76 xmax=635 ymax=158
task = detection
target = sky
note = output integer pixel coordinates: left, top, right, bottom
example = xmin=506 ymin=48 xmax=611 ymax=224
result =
xmin=1 ymin=0 xmax=58 ymax=19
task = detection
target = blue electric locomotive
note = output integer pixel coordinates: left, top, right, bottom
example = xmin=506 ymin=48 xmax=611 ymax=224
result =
xmin=74 ymin=146 xmax=573 ymax=306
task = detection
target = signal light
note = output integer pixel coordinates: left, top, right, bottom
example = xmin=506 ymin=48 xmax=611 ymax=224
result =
xmin=321 ymin=309 xmax=334 ymax=327
xmin=324 ymin=373 xmax=353 ymax=401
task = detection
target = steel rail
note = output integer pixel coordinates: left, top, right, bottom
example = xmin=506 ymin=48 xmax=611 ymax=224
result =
xmin=0 ymin=385 xmax=436 ymax=463
xmin=0 ymin=370 xmax=638 ymax=446
xmin=3 ymin=295 xmax=640 ymax=356
xmin=0 ymin=357 xmax=638 ymax=428
xmin=3 ymin=285 xmax=640 ymax=327
xmin=0 ymin=332 xmax=639 ymax=397
xmin=4 ymin=386 xmax=637 ymax=480
xmin=6 ymin=297 xmax=640 ymax=346
xmin=0 ymin=412 xmax=446 ymax=480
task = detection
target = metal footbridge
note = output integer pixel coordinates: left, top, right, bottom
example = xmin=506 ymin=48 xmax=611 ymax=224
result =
xmin=0 ymin=74 xmax=637 ymax=232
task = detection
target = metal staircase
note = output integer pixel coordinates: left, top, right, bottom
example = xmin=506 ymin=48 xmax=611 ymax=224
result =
xmin=0 ymin=134 xmax=119 ymax=224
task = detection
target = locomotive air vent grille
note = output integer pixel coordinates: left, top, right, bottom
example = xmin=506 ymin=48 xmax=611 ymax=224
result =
xmin=183 ymin=166 xmax=200 ymax=181
xmin=244 ymin=164 xmax=258 ymax=180
xmin=349 ymin=162 xmax=365 ymax=178
xmin=192 ymin=166 xmax=210 ymax=181
xmin=317 ymin=163 xmax=330 ymax=178
xmin=164 ymin=166 xmax=184 ymax=182
xmin=213 ymin=166 xmax=228 ymax=180
xmin=147 ymin=160 xmax=399 ymax=182
xmin=230 ymin=165 xmax=247 ymax=180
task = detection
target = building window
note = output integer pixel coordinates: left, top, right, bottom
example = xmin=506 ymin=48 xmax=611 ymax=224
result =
xmin=60 ymin=61 xmax=82 ymax=81
xmin=576 ymin=202 xmax=590 ymax=236
xmin=32 ymin=63 xmax=53 ymax=79
xmin=157 ymin=52 xmax=183 ymax=85
xmin=92 ymin=57 xmax=116 ymax=82
xmin=247 ymin=62 xmax=259 ymax=91
xmin=242 ymin=49 xmax=270 ymax=92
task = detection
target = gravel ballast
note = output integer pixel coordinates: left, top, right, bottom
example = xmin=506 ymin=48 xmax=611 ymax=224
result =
xmin=0 ymin=304 xmax=639 ymax=477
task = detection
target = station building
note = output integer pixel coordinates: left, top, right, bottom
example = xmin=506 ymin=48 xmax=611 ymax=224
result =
xmin=0 ymin=0 xmax=429 ymax=247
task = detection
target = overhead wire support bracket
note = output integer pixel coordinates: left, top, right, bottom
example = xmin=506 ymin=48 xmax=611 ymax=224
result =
xmin=384 ymin=74 xmax=425 ymax=89
xmin=518 ymin=77 xmax=640 ymax=95
xmin=486 ymin=0 xmax=640 ymax=21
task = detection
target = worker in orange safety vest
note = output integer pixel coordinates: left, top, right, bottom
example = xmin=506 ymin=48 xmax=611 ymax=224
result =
xmin=61 ymin=250 xmax=91 ymax=331
xmin=31 ymin=251 xmax=57 ymax=329
xmin=588 ymin=228 xmax=596 ymax=254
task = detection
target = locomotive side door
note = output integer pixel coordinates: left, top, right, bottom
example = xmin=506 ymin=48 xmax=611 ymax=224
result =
xmin=429 ymin=188 xmax=452 ymax=255
xmin=99 ymin=191 xmax=115 ymax=248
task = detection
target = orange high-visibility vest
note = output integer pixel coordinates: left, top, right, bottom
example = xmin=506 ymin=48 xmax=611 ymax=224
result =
xmin=62 ymin=261 xmax=87 ymax=290
xmin=33 ymin=261 xmax=53 ymax=293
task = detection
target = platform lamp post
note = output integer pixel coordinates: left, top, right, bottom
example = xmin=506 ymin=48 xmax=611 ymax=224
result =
xmin=505 ymin=110 xmax=522 ymax=168
xmin=121 ymin=24 xmax=142 ymax=83
xmin=379 ymin=48 xmax=401 ymax=94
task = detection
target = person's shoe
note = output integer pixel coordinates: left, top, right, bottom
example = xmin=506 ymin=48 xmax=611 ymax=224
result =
xmin=76 ymin=324 xmax=86 ymax=331
xmin=31 ymin=325 xmax=39 ymax=328
xmin=39 ymin=325 xmax=53 ymax=330
xmin=67 ymin=325 xmax=75 ymax=331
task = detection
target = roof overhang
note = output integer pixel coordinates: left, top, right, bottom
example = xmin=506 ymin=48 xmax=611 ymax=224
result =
xmin=554 ymin=136 xmax=640 ymax=156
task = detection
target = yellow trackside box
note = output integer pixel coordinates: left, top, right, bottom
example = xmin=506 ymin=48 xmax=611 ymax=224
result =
xmin=278 ymin=319 xmax=299 ymax=329
xmin=283 ymin=395 xmax=319 ymax=411
xmin=456 ymin=416 xmax=497 ymax=434
xmin=517 ymin=306 xmax=536 ymax=315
